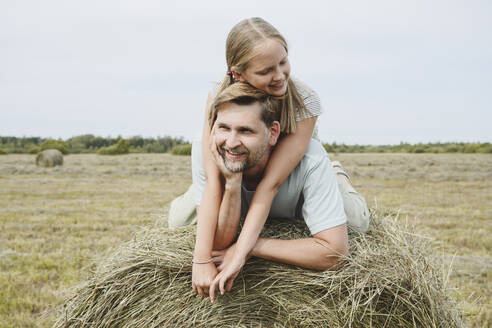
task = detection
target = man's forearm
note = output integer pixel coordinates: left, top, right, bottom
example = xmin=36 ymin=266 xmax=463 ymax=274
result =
xmin=213 ymin=178 xmax=242 ymax=250
xmin=251 ymin=236 xmax=347 ymax=271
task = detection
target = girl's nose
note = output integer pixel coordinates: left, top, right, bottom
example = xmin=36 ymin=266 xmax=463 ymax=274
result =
xmin=272 ymin=68 xmax=283 ymax=81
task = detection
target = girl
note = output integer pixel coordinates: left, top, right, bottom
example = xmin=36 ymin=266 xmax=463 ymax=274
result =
xmin=170 ymin=17 xmax=369 ymax=299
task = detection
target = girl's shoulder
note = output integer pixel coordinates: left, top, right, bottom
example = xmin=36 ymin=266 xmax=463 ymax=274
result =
xmin=291 ymin=77 xmax=319 ymax=100
xmin=291 ymin=77 xmax=323 ymax=118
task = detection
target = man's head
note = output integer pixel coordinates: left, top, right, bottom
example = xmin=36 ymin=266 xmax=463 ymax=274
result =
xmin=209 ymin=83 xmax=281 ymax=173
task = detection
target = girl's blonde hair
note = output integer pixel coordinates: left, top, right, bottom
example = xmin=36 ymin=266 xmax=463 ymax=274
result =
xmin=216 ymin=17 xmax=310 ymax=134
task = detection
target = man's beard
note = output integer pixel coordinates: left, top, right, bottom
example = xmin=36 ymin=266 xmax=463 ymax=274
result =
xmin=219 ymin=142 xmax=268 ymax=173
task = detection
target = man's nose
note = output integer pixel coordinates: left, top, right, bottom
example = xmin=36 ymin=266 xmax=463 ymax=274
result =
xmin=226 ymin=132 xmax=241 ymax=149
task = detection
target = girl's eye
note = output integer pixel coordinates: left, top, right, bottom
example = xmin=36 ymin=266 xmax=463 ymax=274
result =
xmin=258 ymin=69 xmax=270 ymax=75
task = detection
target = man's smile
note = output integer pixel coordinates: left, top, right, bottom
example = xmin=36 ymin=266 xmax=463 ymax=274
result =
xmin=225 ymin=149 xmax=247 ymax=160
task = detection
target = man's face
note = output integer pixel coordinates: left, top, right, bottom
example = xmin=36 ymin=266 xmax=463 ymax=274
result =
xmin=213 ymin=102 xmax=272 ymax=173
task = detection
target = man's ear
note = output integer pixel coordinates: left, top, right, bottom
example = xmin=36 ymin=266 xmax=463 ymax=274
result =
xmin=268 ymin=121 xmax=281 ymax=146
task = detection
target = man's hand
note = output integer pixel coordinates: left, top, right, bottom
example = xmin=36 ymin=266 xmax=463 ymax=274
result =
xmin=209 ymin=243 xmax=249 ymax=303
xmin=209 ymin=131 xmax=242 ymax=183
xmin=192 ymin=262 xmax=218 ymax=298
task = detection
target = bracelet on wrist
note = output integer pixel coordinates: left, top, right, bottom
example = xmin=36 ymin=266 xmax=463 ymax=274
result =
xmin=192 ymin=258 xmax=213 ymax=264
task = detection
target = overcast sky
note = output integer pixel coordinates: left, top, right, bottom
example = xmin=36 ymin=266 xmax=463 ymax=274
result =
xmin=1 ymin=0 xmax=491 ymax=144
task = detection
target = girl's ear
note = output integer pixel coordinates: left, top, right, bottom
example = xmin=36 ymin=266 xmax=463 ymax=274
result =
xmin=232 ymin=70 xmax=247 ymax=82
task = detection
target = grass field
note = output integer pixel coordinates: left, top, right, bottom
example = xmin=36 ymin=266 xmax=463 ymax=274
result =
xmin=0 ymin=153 xmax=491 ymax=327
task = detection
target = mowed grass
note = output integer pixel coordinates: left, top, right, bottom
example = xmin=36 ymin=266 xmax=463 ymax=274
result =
xmin=0 ymin=153 xmax=491 ymax=327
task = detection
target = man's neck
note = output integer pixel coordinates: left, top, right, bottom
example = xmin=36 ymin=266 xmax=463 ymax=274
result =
xmin=242 ymin=149 xmax=271 ymax=191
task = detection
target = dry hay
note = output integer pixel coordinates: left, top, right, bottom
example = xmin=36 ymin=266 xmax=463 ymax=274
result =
xmin=54 ymin=211 xmax=464 ymax=328
xmin=36 ymin=149 xmax=63 ymax=167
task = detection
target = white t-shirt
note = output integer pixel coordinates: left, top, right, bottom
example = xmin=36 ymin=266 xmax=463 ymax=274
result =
xmin=191 ymin=139 xmax=347 ymax=235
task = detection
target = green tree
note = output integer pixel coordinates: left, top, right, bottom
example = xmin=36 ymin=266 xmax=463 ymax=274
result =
xmin=40 ymin=139 xmax=70 ymax=154
xmin=97 ymin=139 xmax=130 ymax=155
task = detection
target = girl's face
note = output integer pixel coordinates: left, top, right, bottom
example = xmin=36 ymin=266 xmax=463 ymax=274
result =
xmin=235 ymin=39 xmax=291 ymax=97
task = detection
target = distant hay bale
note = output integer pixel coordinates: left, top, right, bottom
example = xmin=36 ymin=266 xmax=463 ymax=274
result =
xmin=171 ymin=143 xmax=192 ymax=156
xmin=54 ymin=211 xmax=464 ymax=328
xmin=36 ymin=149 xmax=63 ymax=167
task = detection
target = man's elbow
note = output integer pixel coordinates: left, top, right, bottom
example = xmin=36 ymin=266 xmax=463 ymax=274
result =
xmin=318 ymin=250 xmax=347 ymax=271
xmin=314 ymin=239 xmax=349 ymax=271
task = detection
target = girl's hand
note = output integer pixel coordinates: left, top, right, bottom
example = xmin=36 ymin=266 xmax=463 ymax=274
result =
xmin=192 ymin=262 xmax=218 ymax=298
xmin=209 ymin=245 xmax=247 ymax=303
xmin=212 ymin=243 xmax=237 ymax=271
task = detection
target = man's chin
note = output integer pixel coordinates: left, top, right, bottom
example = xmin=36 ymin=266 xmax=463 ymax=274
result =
xmin=224 ymin=160 xmax=246 ymax=173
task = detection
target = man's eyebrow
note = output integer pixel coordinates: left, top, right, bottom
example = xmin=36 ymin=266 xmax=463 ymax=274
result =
xmin=215 ymin=119 xmax=231 ymax=127
xmin=216 ymin=121 xmax=255 ymax=132
xmin=237 ymin=125 xmax=255 ymax=132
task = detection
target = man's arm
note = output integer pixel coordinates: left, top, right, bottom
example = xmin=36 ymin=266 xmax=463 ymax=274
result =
xmin=213 ymin=175 xmax=242 ymax=250
xmin=209 ymin=224 xmax=348 ymax=300
xmin=232 ymin=118 xmax=316 ymax=259
xmin=250 ymin=224 xmax=348 ymax=270
xmin=207 ymin=134 xmax=243 ymax=250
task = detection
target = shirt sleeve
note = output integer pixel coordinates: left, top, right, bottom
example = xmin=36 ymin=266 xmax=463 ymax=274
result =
xmin=301 ymin=154 xmax=347 ymax=235
xmin=294 ymin=79 xmax=323 ymax=121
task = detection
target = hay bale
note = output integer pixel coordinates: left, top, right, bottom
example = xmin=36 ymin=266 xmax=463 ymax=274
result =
xmin=54 ymin=211 xmax=464 ymax=328
xmin=36 ymin=149 xmax=63 ymax=167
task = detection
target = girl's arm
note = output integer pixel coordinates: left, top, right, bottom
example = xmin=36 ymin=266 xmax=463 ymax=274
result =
xmin=193 ymin=93 xmax=221 ymax=261
xmin=191 ymin=94 xmax=223 ymax=297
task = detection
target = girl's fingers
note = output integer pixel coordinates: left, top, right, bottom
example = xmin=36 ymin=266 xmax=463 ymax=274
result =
xmin=211 ymin=250 xmax=225 ymax=257
xmin=212 ymin=256 xmax=223 ymax=266
xmin=230 ymin=272 xmax=240 ymax=291
xmin=219 ymin=276 xmax=227 ymax=295
xmin=196 ymin=286 xmax=204 ymax=298
xmin=209 ymin=275 xmax=220 ymax=303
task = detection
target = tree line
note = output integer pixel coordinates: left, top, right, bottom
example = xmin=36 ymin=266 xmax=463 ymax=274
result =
xmin=322 ymin=141 xmax=492 ymax=154
xmin=0 ymin=135 xmax=188 ymax=154
xmin=0 ymin=136 xmax=491 ymax=154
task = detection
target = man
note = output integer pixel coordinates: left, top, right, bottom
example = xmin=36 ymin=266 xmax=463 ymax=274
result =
xmin=182 ymin=83 xmax=369 ymax=301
